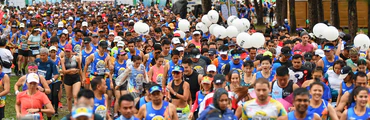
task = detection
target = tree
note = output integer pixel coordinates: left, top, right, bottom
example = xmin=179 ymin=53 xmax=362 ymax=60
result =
xmin=254 ymin=0 xmax=264 ymax=25
xmin=368 ymin=0 xmax=370 ymax=36
xmin=331 ymin=0 xmax=340 ymax=28
xmin=348 ymin=0 xmax=358 ymax=39
xmin=275 ymin=0 xmax=283 ymax=25
xmin=308 ymin=0 xmax=319 ymax=31
xmin=201 ymin=0 xmax=212 ymax=14
xmin=318 ymin=0 xmax=324 ymax=22
xmin=282 ymin=0 xmax=288 ymax=23
xmin=289 ymin=0 xmax=296 ymax=34
xmin=244 ymin=0 xmax=251 ymax=7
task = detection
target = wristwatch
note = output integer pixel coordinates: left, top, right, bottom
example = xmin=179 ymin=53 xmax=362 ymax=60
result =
xmin=174 ymin=92 xmax=178 ymax=96
xmin=39 ymin=108 xmax=41 ymax=112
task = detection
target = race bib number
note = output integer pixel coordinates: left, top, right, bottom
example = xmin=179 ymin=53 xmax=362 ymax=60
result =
xmin=0 ymin=96 xmax=5 ymax=107
xmin=38 ymin=70 xmax=47 ymax=78
xmin=32 ymin=50 xmax=40 ymax=55
xmin=95 ymin=105 xmax=107 ymax=120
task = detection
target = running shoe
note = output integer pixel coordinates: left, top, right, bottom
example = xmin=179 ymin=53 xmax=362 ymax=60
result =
xmin=58 ymin=102 xmax=63 ymax=108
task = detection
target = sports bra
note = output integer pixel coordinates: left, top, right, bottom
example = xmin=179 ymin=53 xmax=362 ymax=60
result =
xmin=170 ymin=81 xmax=184 ymax=99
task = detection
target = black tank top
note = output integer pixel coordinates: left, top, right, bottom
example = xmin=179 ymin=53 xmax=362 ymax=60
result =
xmin=170 ymin=81 xmax=184 ymax=99
xmin=184 ymin=71 xmax=200 ymax=102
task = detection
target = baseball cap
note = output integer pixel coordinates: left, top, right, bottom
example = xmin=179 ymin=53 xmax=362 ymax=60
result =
xmin=190 ymin=48 xmax=201 ymax=59
xmin=209 ymin=48 xmax=217 ymax=56
xmin=193 ymin=31 xmax=201 ymax=35
xmin=99 ymin=41 xmax=108 ymax=49
xmin=109 ymin=32 xmax=115 ymax=36
xmin=315 ymin=49 xmax=325 ymax=58
xmin=62 ymin=29 xmax=69 ymax=34
xmin=213 ymin=74 xmax=225 ymax=84
xmin=92 ymin=34 xmax=99 ymax=37
xmin=201 ymin=76 xmax=213 ymax=84
xmin=114 ymin=36 xmax=123 ymax=42
xmin=232 ymin=54 xmax=241 ymax=60
xmin=207 ymin=64 xmax=217 ymax=72
xmin=323 ymin=44 xmax=335 ymax=51
xmin=26 ymin=73 xmax=40 ymax=83
xmin=149 ymin=85 xmax=162 ymax=94
xmin=22 ymin=18 xmax=27 ymax=21
xmin=83 ymin=37 xmax=91 ymax=44
xmin=338 ymin=66 xmax=352 ymax=80
xmin=344 ymin=44 xmax=354 ymax=50
xmin=228 ymin=41 xmax=236 ymax=46
xmin=19 ymin=23 xmax=25 ymax=28
xmin=176 ymin=46 xmax=184 ymax=51
xmin=71 ymin=106 xmax=93 ymax=118
xmin=82 ymin=22 xmax=88 ymax=27
xmin=263 ymin=51 xmax=273 ymax=58
xmin=49 ymin=46 xmax=57 ymax=51
xmin=64 ymin=44 xmax=72 ymax=52
xmin=172 ymin=38 xmax=181 ymax=44
xmin=117 ymin=41 xmax=125 ymax=47
xmin=304 ymin=52 xmax=313 ymax=60
xmin=34 ymin=28 xmax=42 ymax=32
xmin=58 ymin=22 xmax=64 ymax=27
xmin=118 ymin=48 xmax=127 ymax=55
xmin=280 ymin=46 xmax=292 ymax=56
xmin=172 ymin=65 xmax=183 ymax=72
xmin=220 ymin=51 xmax=228 ymax=55
xmin=68 ymin=17 xmax=74 ymax=21
xmin=174 ymin=33 xmax=180 ymax=37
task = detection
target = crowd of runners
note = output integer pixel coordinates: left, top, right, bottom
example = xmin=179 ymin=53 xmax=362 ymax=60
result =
xmin=0 ymin=1 xmax=368 ymax=120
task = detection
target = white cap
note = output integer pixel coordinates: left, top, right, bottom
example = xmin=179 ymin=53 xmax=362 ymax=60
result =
xmin=172 ymin=38 xmax=181 ymax=44
xmin=53 ymin=14 xmax=58 ymax=17
xmin=129 ymin=20 xmax=134 ymax=23
xmin=315 ymin=49 xmax=325 ymax=58
xmin=82 ymin=22 xmax=88 ymax=27
xmin=207 ymin=64 xmax=217 ymax=72
xmin=193 ymin=31 xmax=201 ymax=35
xmin=114 ymin=36 xmax=123 ymax=42
xmin=62 ymin=29 xmax=68 ymax=34
xmin=26 ymin=73 xmax=39 ymax=83
xmin=109 ymin=32 xmax=115 ymax=36
xmin=34 ymin=28 xmax=42 ymax=31
xmin=220 ymin=51 xmax=228 ymax=55
xmin=49 ymin=46 xmax=57 ymax=51
xmin=68 ymin=17 xmax=74 ymax=21
xmin=58 ymin=22 xmax=64 ymax=28
xmin=19 ymin=23 xmax=25 ymax=28
xmin=272 ymin=21 xmax=277 ymax=26
xmin=176 ymin=46 xmax=184 ymax=51
xmin=117 ymin=41 xmax=125 ymax=47
xmin=22 ymin=18 xmax=27 ymax=21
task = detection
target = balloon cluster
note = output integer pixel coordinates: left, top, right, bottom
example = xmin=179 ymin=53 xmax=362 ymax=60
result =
xmin=313 ymin=23 xmax=339 ymax=41
xmin=354 ymin=34 xmax=370 ymax=51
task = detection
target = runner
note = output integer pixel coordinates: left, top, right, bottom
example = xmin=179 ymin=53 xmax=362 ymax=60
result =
xmin=14 ymin=62 xmax=51 ymax=94
xmin=91 ymin=77 xmax=110 ymax=120
xmin=307 ymin=81 xmax=339 ymax=120
xmin=137 ymin=84 xmax=178 ymax=119
xmin=222 ymin=49 xmax=243 ymax=80
xmin=163 ymin=49 xmax=181 ymax=86
xmin=189 ymin=48 xmax=207 ymax=75
xmin=339 ymin=86 xmax=370 ymax=120
xmin=288 ymin=53 xmax=312 ymax=86
xmin=241 ymin=60 xmax=256 ymax=87
xmin=166 ymin=65 xmax=190 ymax=120
xmin=27 ymin=28 xmax=42 ymax=62
xmin=254 ymin=56 xmax=275 ymax=82
xmin=112 ymin=49 xmax=128 ymax=117
xmin=198 ymin=88 xmax=237 ymax=119
xmin=317 ymin=43 xmax=342 ymax=74
xmin=0 ymin=63 xmax=10 ymax=120
xmin=182 ymin=58 xmax=203 ymax=105
xmin=241 ymin=78 xmax=287 ymax=119
xmin=188 ymin=76 xmax=213 ymax=119
xmin=148 ymin=55 xmax=165 ymax=85
xmin=80 ymin=37 xmax=96 ymax=89
xmin=126 ymin=39 xmax=144 ymax=59
xmin=324 ymin=60 xmax=346 ymax=103
xmin=116 ymin=94 xmax=139 ymax=120
xmin=226 ymin=70 xmax=241 ymax=91
xmin=271 ymin=66 xmax=299 ymax=111
xmin=61 ymin=44 xmax=82 ymax=112
xmin=336 ymin=66 xmax=354 ymax=104
xmin=17 ymin=23 xmax=29 ymax=76
xmin=301 ymin=67 xmax=332 ymax=102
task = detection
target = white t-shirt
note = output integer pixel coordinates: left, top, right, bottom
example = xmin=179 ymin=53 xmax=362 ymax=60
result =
xmin=326 ymin=70 xmax=343 ymax=91
xmin=0 ymin=48 xmax=13 ymax=73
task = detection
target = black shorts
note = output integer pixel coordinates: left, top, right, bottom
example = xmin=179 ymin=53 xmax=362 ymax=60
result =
xmin=64 ymin=74 xmax=81 ymax=86
xmin=30 ymin=47 xmax=40 ymax=56
xmin=113 ymin=79 xmax=127 ymax=91
xmin=18 ymin=49 xmax=31 ymax=57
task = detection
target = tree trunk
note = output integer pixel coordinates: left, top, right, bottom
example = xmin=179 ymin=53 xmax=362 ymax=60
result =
xmin=317 ymin=0 xmax=324 ymax=22
xmin=254 ymin=0 xmax=264 ymax=25
xmin=245 ymin=0 xmax=250 ymax=7
xmin=331 ymin=0 xmax=340 ymax=28
xmin=368 ymin=0 xmax=370 ymax=36
xmin=282 ymin=0 xmax=288 ymax=23
xmin=276 ymin=0 xmax=283 ymax=26
xmin=308 ymin=0 xmax=319 ymax=32
xmin=289 ymin=0 xmax=296 ymax=34
xmin=348 ymin=0 xmax=358 ymax=40
xmin=201 ymin=0 xmax=212 ymax=14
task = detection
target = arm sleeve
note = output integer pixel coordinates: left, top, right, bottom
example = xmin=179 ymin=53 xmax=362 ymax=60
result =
xmin=191 ymin=92 xmax=199 ymax=112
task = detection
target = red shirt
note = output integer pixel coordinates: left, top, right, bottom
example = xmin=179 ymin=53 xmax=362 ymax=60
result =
xmin=16 ymin=90 xmax=51 ymax=119
xmin=293 ymin=43 xmax=314 ymax=53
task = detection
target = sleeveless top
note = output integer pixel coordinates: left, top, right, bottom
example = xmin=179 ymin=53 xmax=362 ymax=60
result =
xmin=271 ymin=80 xmax=294 ymax=100
xmin=341 ymin=82 xmax=354 ymax=95
xmin=81 ymin=48 xmax=96 ymax=71
xmin=58 ymin=41 xmax=68 ymax=50
xmin=127 ymin=65 xmax=145 ymax=93
xmin=145 ymin=102 xmax=169 ymax=120
xmin=139 ymin=97 xmax=148 ymax=109
xmin=0 ymin=72 xmax=6 ymax=107
xmin=170 ymin=81 xmax=184 ymax=99
xmin=228 ymin=61 xmax=243 ymax=73
xmin=145 ymin=52 xmax=154 ymax=72
xmin=287 ymin=111 xmax=315 ymax=120
xmin=151 ymin=65 xmax=164 ymax=86
xmin=22 ymin=74 xmax=42 ymax=91
xmin=65 ymin=56 xmax=78 ymax=70
xmin=255 ymin=71 xmax=276 ymax=82
xmin=347 ymin=107 xmax=370 ymax=120
xmin=167 ymin=60 xmax=182 ymax=84
xmin=90 ymin=52 xmax=108 ymax=76
xmin=322 ymin=55 xmax=339 ymax=73
xmin=127 ymin=48 xmax=141 ymax=59
xmin=217 ymin=56 xmax=231 ymax=74
xmin=71 ymin=37 xmax=82 ymax=53
xmin=94 ymin=95 xmax=107 ymax=119
xmin=308 ymin=99 xmax=329 ymax=119
xmin=113 ymin=60 xmax=127 ymax=79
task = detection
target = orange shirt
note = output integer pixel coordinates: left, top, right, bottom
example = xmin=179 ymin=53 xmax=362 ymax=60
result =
xmin=16 ymin=90 xmax=51 ymax=119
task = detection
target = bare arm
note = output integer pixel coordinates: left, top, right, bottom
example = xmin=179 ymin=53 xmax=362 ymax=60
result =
xmin=277 ymin=115 xmax=287 ymax=120
xmin=337 ymin=83 xmax=343 ymax=103
xmin=136 ymin=104 xmax=146 ymax=119
xmin=313 ymin=113 xmax=321 ymax=120
xmin=148 ymin=67 xmax=153 ymax=82
xmin=0 ymin=74 xmax=10 ymax=96
xmin=82 ymin=54 xmax=94 ymax=81
xmin=162 ymin=63 xmax=169 ymax=87
xmin=14 ymin=76 xmax=26 ymax=93
xmin=292 ymin=84 xmax=299 ymax=90
xmin=335 ymin=92 xmax=349 ymax=118
xmin=327 ymin=104 xmax=339 ymax=120
xmin=198 ymin=74 xmax=203 ymax=85
xmin=40 ymin=76 xmax=51 ymax=94
xmin=316 ymin=59 xmax=324 ymax=68
xmin=339 ymin=109 xmax=348 ymax=120
xmin=42 ymin=103 xmax=56 ymax=114
xmin=170 ymin=104 xmax=179 ymax=120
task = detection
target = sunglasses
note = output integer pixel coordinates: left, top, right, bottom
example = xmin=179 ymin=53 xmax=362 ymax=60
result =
xmin=172 ymin=71 xmax=181 ymax=75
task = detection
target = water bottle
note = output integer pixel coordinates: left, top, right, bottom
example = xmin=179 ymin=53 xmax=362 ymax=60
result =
xmin=33 ymin=113 xmax=40 ymax=120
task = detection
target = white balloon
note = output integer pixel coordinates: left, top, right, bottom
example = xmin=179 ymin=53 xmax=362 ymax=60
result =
xmin=251 ymin=32 xmax=265 ymax=48
xmin=134 ymin=22 xmax=142 ymax=34
xmin=323 ymin=26 xmax=339 ymax=41
xmin=236 ymin=32 xmax=252 ymax=48
xmin=174 ymin=30 xmax=186 ymax=39
xmin=354 ymin=34 xmax=370 ymax=51
xmin=313 ymin=23 xmax=328 ymax=38
xmin=196 ymin=22 xmax=208 ymax=33
xmin=178 ymin=19 xmax=190 ymax=31
xmin=134 ymin=22 xmax=150 ymax=35
xmin=200 ymin=24 xmax=208 ymax=33
xmin=209 ymin=24 xmax=219 ymax=35
xmin=226 ymin=26 xmax=239 ymax=38
xmin=227 ymin=16 xmax=238 ymax=26
xmin=207 ymin=10 xmax=219 ymax=23
xmin=213 ymin=26 xmax=226 ymax=38
xmin=202 ymin=15 xmax=212 ymax=27
xmin=241 ymin=18 xmax=250 ymax=31
xmin=231 ymin=19 xmax=244 ymax=32
xmin=141 ymin=23 xmax=150 ymax=35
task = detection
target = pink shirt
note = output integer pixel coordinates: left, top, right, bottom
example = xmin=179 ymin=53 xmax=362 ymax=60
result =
xmin=16 ymin=90 xmax=51 ymax=119
xmin=293 ymin=43 xmax=314 ymax=52
xmin=151 ymin=65 xmax=164 ymax=84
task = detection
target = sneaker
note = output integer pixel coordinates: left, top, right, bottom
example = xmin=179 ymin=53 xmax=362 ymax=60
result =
xmin=58 ymin=102 xmax=63 ymax=108
xmin=22 ymin=69 xmax=26 ymax=75
xmin=54 ymin=113 xmax=59 ymax=117
xmin=18 ymin=71 xmax=22 ymax=76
